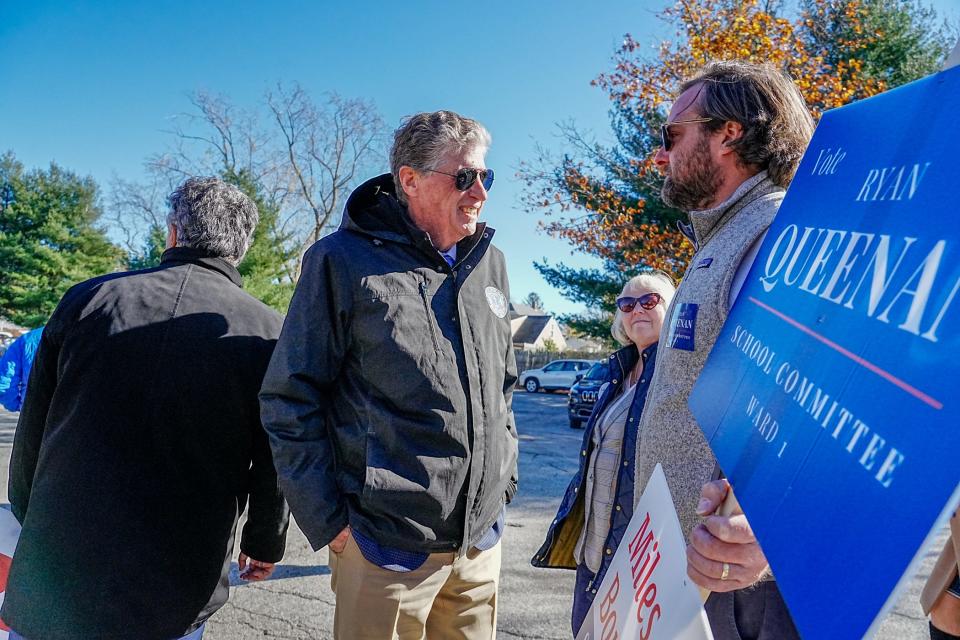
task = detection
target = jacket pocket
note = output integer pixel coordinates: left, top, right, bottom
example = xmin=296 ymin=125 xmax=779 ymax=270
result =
xmin=419 ymin=279 xmax=442 ymax=353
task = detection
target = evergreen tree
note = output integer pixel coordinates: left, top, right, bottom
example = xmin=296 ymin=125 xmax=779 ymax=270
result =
xmin=126 ymin=224 xmax=166 ymax=271
xmin=522 ymin=292 xmax=545 ymax=311
xmin=803 ymin=0 xmax=955 ymax=89
xmin=224 ymin=169 xmax=297 ymax=314
xmin=0 ymin=152 xmax=124 ymax=327
xmin=119 ymin=170 xmax=297 ymax=313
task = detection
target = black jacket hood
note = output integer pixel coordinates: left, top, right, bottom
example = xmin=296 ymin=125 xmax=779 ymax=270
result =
xmin=341 ymin=173 xmax=412 ymax=244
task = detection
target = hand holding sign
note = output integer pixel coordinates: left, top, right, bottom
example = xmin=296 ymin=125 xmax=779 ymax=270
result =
xmin=687 ymin=480 xmax=769 ymax=594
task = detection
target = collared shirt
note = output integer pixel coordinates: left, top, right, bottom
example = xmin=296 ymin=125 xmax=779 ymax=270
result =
xmin=352 ymin=508 xmax=505 ymax=572
xmin=575 ymin=378 xmax=637 ymax=572
xmin=441 ymin=245 xmax=457 ymax=267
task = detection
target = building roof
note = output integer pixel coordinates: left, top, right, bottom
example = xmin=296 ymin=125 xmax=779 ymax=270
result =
xmin=509 ymin=302 xmax=547 ymax=318
xmin=511 ymin=315 xmax=552 ymax=345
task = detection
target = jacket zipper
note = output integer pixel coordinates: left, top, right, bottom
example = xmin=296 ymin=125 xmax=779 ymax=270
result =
xmin=419 ymin=280 xmax=442 ymax=352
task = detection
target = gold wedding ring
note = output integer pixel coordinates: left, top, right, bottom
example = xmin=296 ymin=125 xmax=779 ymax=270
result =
xmin=720 ymin=562 xmax=730 ymax=581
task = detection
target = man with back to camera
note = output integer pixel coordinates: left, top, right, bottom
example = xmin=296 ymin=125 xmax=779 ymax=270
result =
xmin=3 ymin=177 xmax=290 ymax=640
xmin=260 ymin=110 xmax=518 ymax=639
xmin=631 ymin=60 xmax=815 ymax=639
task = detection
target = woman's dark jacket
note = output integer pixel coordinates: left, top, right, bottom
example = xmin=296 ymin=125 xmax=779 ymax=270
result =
xmin=531 ymin=343 xmax=658 ymax=598
xmin=260 ymin=173 xmax=519 ymax=554
xmin=3 ymin=248 xmax=290 ymax=640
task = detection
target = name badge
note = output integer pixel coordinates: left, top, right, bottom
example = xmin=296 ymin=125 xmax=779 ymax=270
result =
xmin=667 ymin=303 xmax=698 ymax=352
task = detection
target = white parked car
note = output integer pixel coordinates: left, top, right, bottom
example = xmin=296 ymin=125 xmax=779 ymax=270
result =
xmin=518 ymin=359 xmax=596 ymax=393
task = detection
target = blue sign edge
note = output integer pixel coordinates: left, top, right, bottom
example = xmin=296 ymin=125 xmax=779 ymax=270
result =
xmin=864 ymin=484 xmax=960 ymax=639
xmin=687 ymin=60 xmax=960 ymax=639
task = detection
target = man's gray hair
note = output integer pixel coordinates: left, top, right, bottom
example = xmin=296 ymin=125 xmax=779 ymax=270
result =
xmin=166 ymin=177 xmax=259 ymax=265
xmin=680 ymin=61 xmax=815 ymax=188
xmin=390 ymin=110 xmax=491 ymax=204
xmin=611 ymin=269 xmax=676 ymax=346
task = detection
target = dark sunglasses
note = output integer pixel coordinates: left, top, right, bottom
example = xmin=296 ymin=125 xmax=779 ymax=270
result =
xmin=616 ymin=292 xmax=663 ymax=313
xmin=660 ymin=116 xmax=714 ymax=151
xmin=427 ymin=167 xmax=495 ymax=192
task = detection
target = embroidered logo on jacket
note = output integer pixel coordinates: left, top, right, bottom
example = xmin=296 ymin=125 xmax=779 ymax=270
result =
xmin=485 ymin=286 xmax=508 ymax=318
xmin=696 ymin=257 xmax=713 ymax=269
xmin=667 ymin=303 xmax=698 ymax=351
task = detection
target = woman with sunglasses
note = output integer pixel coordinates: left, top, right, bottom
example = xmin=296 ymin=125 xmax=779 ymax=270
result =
xmin=531 ymin=269 xmax=676 ymax=637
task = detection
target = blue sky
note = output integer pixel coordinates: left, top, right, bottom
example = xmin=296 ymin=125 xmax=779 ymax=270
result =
xmin=2 ymin=1 xmax=958 ymax=316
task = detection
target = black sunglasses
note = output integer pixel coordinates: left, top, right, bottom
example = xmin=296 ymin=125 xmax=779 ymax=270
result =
xmin=660 ymin=117 xmax=714 ymax=151
xmin=616 ymin=292 xmax=663 ymax=313
xmin=427 ymin=167 xmax=495 ymax=192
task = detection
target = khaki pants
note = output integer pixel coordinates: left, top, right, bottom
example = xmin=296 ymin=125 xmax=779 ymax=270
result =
xmin=328 ymin=533 xmax=500 ymax=640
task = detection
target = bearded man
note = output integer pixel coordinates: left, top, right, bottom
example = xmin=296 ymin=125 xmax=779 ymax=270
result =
xmin=634 ymin=60 xmax=814 ymax=640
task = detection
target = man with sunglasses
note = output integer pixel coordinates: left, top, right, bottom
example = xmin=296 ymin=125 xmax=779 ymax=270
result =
xmin=261 ymin=110 xmax=517 ymax=639
xmin=631 ymin=61 xmax=814 ymax=640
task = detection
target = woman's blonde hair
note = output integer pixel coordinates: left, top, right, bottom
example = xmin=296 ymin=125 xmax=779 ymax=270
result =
xmin=611 ymin=269 xmax=676 ymax=346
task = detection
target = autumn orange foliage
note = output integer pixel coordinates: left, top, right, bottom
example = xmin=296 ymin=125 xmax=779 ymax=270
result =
xmin=528 ymin=0 xmax=890 ymax=280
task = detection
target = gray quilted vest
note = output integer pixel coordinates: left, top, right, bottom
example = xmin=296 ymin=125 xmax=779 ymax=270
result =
xmin=633 ymin=172 xmax=785 ymax=537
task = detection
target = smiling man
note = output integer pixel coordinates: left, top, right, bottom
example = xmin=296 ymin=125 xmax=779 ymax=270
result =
xmin=260 ymin=111 xmax=518 ymax=639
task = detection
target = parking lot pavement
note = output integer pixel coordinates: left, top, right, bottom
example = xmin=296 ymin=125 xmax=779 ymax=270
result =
xmin=205 ymin=392 xmax=582 ymax=640
xmin=0 ymin=410 xmax=16 ymax=447
xmin=0 ymin=401 xmax=942 ymax=637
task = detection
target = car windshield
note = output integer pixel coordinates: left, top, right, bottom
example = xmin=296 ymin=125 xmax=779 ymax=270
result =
xmin=582 ymin=363 xmax=607 ymax=381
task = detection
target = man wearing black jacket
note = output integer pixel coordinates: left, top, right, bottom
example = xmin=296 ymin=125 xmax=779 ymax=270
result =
xmin=260 ymin=110 xmax=518 ymax=639
xmin=3 ymin=177 xmax=290 ymax=640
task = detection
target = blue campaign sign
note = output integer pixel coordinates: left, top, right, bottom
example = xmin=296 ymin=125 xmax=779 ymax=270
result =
xmin=688 ymin=64 xmax=960 ymax=639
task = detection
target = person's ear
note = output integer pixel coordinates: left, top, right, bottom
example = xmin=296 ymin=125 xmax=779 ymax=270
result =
xmin=165 ymin=224 xmax=177 ymax=249
xmin=718 ymin=121 xmax=744 ymax=155
xmin=398 ymin=166 xmax=420 ymax=201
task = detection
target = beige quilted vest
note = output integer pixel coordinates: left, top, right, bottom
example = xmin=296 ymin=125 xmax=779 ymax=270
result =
xmin=633 ymin=172 xmax=785 ymax=537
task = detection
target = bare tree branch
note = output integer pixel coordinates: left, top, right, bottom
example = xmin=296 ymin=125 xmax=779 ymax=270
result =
xmin=107 ymin=83 xmax=388 ymax=280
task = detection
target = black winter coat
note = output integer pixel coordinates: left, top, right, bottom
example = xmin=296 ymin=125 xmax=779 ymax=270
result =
xmin=260 ymin=173 xmax=519 ymax=554
xmin=3 ymin=248 xmax=290 ymax=640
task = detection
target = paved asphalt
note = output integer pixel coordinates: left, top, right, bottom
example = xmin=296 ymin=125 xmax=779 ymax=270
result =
xmin=0 ymin=398 xmax=942 ymax=638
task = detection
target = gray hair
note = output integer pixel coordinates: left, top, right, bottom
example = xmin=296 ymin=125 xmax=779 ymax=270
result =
xmin=680 ymin=61 xmax=815 ymax=188
xmin=390 ymin=110 xmax=491 ymax=204
xmin=611 ymin=269 xmax=677 ymax=346
xmin=166 ymin=177 xmax=259 ymax=265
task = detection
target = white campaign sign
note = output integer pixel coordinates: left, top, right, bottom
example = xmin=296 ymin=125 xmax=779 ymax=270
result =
xmin=575 ymin=464 xmax=712 ymax=640
xmin=0 ymin=508 xmax=21 ymax=638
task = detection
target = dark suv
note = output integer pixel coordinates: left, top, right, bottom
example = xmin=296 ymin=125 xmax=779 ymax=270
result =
xmin=567 ymin=360 xmax=612 ymax=428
